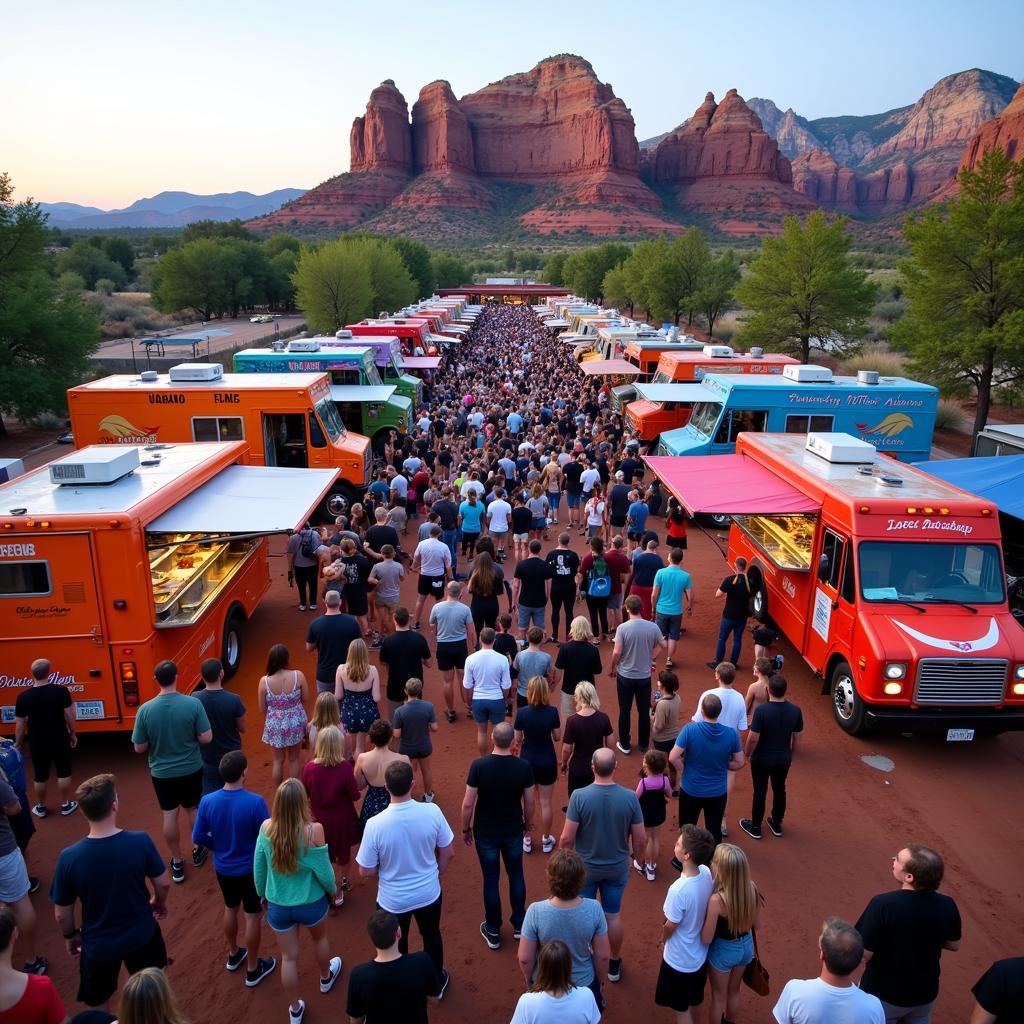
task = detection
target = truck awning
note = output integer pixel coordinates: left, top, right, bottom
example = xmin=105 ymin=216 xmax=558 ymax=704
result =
xmin=146 ymin=466 xmax=339 ymax=535
xmin=636 ymin=383 xmax=712 ymax=404
xmin=644 ymin=455 xmax=821 ymax=515
xmin=329 ymin=385 xmax=397 ymax=403
xmin=580 ymin=359 xmax=643 ymax=377
xmin=914 ymin=455 xmax=1024 ymax=520
xmin=402 ymin=356 xmax=441 ymax=369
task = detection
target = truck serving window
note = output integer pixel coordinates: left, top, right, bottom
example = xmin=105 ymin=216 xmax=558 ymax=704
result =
xmin=689 ymin=401 xmax=722 ymax=437
xmin=192 ymin=417 xmax=244 ymax=442
xmin=859 ymin=541 xmax=1005 ymax=604
xmin=314 ymin=397 xmax=344 ymax=443
xmin=0 ymin=561 xmax=51 ymax=597
xmin=786 ymin=414 xmax=835 ymax=433
xmin=714 ymin=409 xmax=768 ymax=445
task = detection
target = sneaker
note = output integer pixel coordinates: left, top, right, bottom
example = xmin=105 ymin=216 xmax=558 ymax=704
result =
xmin=542 ymin=835 xmax=555 ymax=854
xmin=720 ymin=822 xmax=729 ymax=838
xmin=226 ymin=947 xmax=248 ymax=972
xmin=245 ymin=956 xmax=277 ymax=988
xmin=298 ymin=604 xmax=306 ymax=612
xmin=369 ymin=637 xmax=382 ymax=650
xmin=505 ymin=702 xmax=513 ymax=717
xmin=465 ymin=707 xmax=473 ymax=719
xmin=546 ymin=635 xmax=558 ymax=645
xmin=523 ymin=835 xmax=532 ymax=853
xmin=607 ymin=957 xmax=623 ymax=983
xmin=414 ymin=620 xmax=422 ymax=631
xmin=171 ymin=858 xmax=186 ymax=883
xmin=423 ymin=791 xmax=435 ymax=803
xmin=615 ymin=741 xmax=631 ymax=755
xmin=632 ymin=857 xmax=645 ymax=876
xmin=739 ymin=818 xmax=763 ymax=840
xmin=437 ymin=969 xmax=451 ymax=1000
xmin=706 ymin=660 xmax=719 ymax=670
xmin=446 ymin=709 xmax=457 ymax=723
xmin=479 ymin=922 xmax=501 ymax=950
xmin=31 ymin=805 xmax=47 ymax=819
xmin=665 ymin=658 xmax=675 ymax=668
xmin=60 ymin=801 xmax=78 ymax=816
xmin=767 ymin=817 xmax=784 ymax=838
xmin=288 ymin=999 xmax=305 ymax=1024
xmin=23 ymin=957 xmax=47 ymax=975
xmin=319 ymin=955 xmax=343 ymax=993
xmin=28 ymin=876 xmax=40 ymax=895
xmin=192 ymin=845 xmax=209 ymax=868
xmin=645 ymin=864 xmax=656 ymax=882
xmin=513 ymin=927 xmax=522 ymax=940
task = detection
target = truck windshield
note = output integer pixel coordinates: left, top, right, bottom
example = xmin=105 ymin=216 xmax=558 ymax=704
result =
xmin=390 ymin=354 xmax=404 ymax=377
xmin=858 ymin=541 xmax=1005 ymax=604
xmin=688 ymin=401 xmax=722 ymax=437
xmin=315 ymin=397 xmax=345 ymax=442
xmin=365 ymin=364 xmax=383 ymax=386
xmin=653 ymin=370 xmax=673 ymax=384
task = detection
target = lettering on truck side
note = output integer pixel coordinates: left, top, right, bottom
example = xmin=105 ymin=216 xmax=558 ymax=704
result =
xmin=886 ymin=518 xmax=975 ymax=536
xmin=148 ymin=394 xmax=186 ymax=404
xmin=0 ymin=543 xmax=37 ymax=557
xmin=213 ymin=393 xmax=241 ymax=404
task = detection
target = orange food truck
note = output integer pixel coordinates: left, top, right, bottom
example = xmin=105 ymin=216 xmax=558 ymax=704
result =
xmin=0 ymin=442 xmax=337 ymax=731
xmin=623 ymin=336 xmax=704 ymax=380
xmin=646 ymin=431 xmax=1024 ymax=737
xmin=65 ymin=363 xmax=371 ymax=519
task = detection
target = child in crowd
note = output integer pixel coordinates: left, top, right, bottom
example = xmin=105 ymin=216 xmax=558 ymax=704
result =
xmin=392 ymin=679 xmax=439 ymax=802
xmin=493 ymin=612 xmax=520 ymax=716
xmin=634 ymin=749 xmax=671 ymax=881
xmin=650 ymin=670 xmax=682 ymax=793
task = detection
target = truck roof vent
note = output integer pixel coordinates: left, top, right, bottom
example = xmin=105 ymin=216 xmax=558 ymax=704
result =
xmin=805 ymin=432 xmax=876 ymax=464
xmin=49 ymin=447 xmax=140 ymax=486
xmin=286 ymin=340 xmax=321 ymax=353
xmin=702 ymin=344 xmax=734 ymax=358
xmin=748 ymin=347 xmax=764 ymax=358
xmin=858 ymin=370 xmax=880 ymax=385
xmin=140 ymin=370 xmax=159 ymax=382
xmin=334 ymin=329 xmax=353 ymax=339
xmin=168 ymin=362 xmax=223 ymax=382
xmin=783 ymin=364 xmax=833 ymax=383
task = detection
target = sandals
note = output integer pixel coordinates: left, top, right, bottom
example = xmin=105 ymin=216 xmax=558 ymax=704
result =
xmin=332 ymin=893 xmax=346 ymax=908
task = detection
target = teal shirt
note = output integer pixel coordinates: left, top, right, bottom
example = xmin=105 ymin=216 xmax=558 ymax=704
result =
xmin=653 ymin=566 xmax=692 ymax=616
xmin=253 ymin=828 xmax=336 ymax=905
xmin=131 ymin=692 xmax=211 ymax=779
xmin=459 ymin=500 xmax=484 ymax=533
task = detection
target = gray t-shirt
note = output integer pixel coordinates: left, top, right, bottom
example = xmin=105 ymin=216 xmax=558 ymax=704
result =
xmin=513 ymin=648 xmax=553 ymax=698
xmin=615 ymin=618 xmax=664 ymax=678
xmin=429 ymin=600 xmax=473 ymax=643
xmin=393 ymin=699 xmax=436 ymax=756
xmin=521 ymin=897 xmax=608 ymax=986
xmin=369 ymin=559 xmax=404 ymax=604
xmin=286 ymin=530 xmax=318 ymax=569
xmin=566 ymin=782 xmax=643 ymax=881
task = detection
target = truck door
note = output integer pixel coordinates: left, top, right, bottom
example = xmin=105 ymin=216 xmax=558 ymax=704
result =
xmin=803 ymin=526 xmax=856 ymax=672
xmin=712 ymin=409 xmax=769 ymax=451
xmin=261 ymin=414 xmax=308 ymax=469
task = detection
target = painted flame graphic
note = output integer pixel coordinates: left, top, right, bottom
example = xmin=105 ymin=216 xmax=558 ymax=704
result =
xmin=98 ymin=415 xmax=158 ymax=439
xmin=860 ymin=413 xmax=913 ymax=438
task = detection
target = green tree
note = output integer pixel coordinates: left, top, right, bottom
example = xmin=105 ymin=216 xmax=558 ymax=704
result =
xmin=101 ymin=236 xmax=135 ymax=278
xmin=181 ymin=218 xmax=254 ymax=244
xmin=346 ymin=237 xmax=417 ymax=316
xmin=893 ymin=148 xmax=1024 ymax=435
xmin=263 ymin=232 xmax=301 ymax=258
xmin=735 ymin=211 xmax=877 ymax=362
xmin=266 ymin=249 xmax=298 ymax=309
xmin=292 ymin=241 xmax=374 ymax=334
xmin=57 ymin=239 xmax=127 ymax=290
xmin=696 ymin=250 xmax=741 ymax=336
xmin=621 ymin=236 xmax=698 ymax=325
xmin=432 ymin=252 xmax=471 ymax=288
xmin=543 ymin=252 xmax=568 ymax=286
xmin=601 ymin=264 xmax=636 ymax=316
xmin=670 ymin=229 xmax=712 ymax=325
xmin=563 ymin=243 xmax=631 ymax=301
xmin=390 ymin=237 xmax=435 ymax=297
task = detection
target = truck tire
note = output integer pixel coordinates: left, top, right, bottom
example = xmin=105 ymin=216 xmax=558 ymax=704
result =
xmin=221 ymin=610 xmax=244 ymax=680
xmin=830 ymin=660 xmax=867 ymax=735
xmin=697 ymin=512 xmax=731 ymax=529
xmin=321 ymin=484 xmax=357 ymax=520
xmin=748 ymin=566 xmax=769 ymax=623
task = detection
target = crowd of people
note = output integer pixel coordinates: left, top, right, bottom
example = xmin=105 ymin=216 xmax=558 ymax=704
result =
xmin=2 ymin=303 xmax=1020 ymax=1024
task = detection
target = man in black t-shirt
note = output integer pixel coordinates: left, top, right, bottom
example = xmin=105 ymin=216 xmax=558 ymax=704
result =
xmin=365 ymin=507 xmax=402 ymax=563
xmin=460 ymin=722 xmax=534 ymax=949
xmin=513 ymin=540 xmax=554 ymax=643
xmin=563 ymin=457 xmax=584 ymax=528
xmin=971 ymin=956 xmax=1024 ymax=1024
xmin=709 ymin=557 xmax=751 ymax=670
xmin=305 ymin=591 xmax=362 ymax=694
xmin=193 ymin=659 xmax=246 ymax=795
xmin=379 ymin=608 xmax=433 ymax=721
xmin=546 ymin=534 xmax=581 ymax=644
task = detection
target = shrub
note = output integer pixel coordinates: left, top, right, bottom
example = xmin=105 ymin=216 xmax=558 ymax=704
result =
xmin=841 ymin=344 xmax=905 ymax=377
xmin=712 ymin=325 xmax=734 ymax=343
xmin=94 ymin=278 xmax=116 ymax=296
xmin=873 ymin=298 xmax=908 ymax=323
xmin=33 ymin=411 xmax=67 ymax=430
xmin=104 ymin=304 xmax=136 ymax=322
xmin=934 ymin=397 xmax=966 ymax=433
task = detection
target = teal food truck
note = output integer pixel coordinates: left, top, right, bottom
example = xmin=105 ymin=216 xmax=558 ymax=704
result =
xmin=321 ymin=334 xmax=423 ymax=407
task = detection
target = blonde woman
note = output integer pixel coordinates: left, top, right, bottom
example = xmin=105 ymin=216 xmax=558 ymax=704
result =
xmin=254 ymin=779 xmax=343 ymax=1024
xmin=335 ymin=639 xmax=381 ymax=760
xmin=554 ymin=617 xmax=603 ymax=719
xmin=114 ymin=967 xmax=186 ymax=1024
xmin=514 ymin=677 xmax=562 ymax=854
xmin=306 ymin=691 xmax=341 ymax=753
xmin=700 ymin=843 xmax=760 ymax=1024
xmin=559 ymin=682 xmax=612 ymax=797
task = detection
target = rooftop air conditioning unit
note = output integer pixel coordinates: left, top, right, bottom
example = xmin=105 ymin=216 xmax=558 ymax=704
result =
xmin=857 ymin=370 xmax=880 ymax=385
xmin=335 ymin=329 xmax=354 ymax=339
xmin=49 ymin=447 xmax=140 ymax=486
xmin=748 ymin=347 xmax=764 ymax=358
xmin=703 ymin=345 xmax=734 ymax=358
xmin=805 ymin=433 xmax=876 ymax=464
xmin=140 ymin=370 xmax=159 ymax=382
xmin=168 ymin=363 xmax=223 ymax=382
xmin=286 ymin=340 xmax=321 ymax=353
xmin=783 ymin=364 xmax=833 ymax=383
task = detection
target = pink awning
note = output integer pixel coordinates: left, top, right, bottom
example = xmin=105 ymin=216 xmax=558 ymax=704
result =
xmin=644 ymin=455 xmax=821 ymax=516
xmin=402 ymin=357 xmax=441 ymax=369
xmin=580 ymin=359 xmax=643 ymax=377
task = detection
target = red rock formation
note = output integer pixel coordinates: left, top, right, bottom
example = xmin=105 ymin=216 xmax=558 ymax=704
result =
xmin=959 ymin=81 xmax=1024 ymax=171
xmin=411 ymin=81 xmax=474 ymax=174
xmin=791 ymin=150 xmax=858 ymax=212
xmin=349 ymin=80 xmax=412 ymax=173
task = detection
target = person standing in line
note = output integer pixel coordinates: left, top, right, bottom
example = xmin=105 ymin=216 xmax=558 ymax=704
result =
xmin=510 ymin=940 xmax=601 ymax=1024
xmin=708 ymin=557 xmax=751 ymax=670
xmin=0 ymin=766 xmax=43 ymax=974
xmin=773 ymin=918 xmax=884 ymax=1024
xmin=486 ymin=487 xmax=513 ymax=561
xmin=286 ymin=522 xmax=320 ymax=612
xmin=650 ymin=671 xmax=682 ymax=792
xmin=545 ymin=533 xmax=580 ymax=645
xmin=51 ymin=774 xmax=171 ymax=1011
xmin=368 ymin=544 xmax=404 ymax=644
xmin=624 ymin=538 xmax=663 ymax=621
xmin=560 ymin=683 xmax=613 ymax=798
xmin=744 ymin=657 xmax=775 ymax=719
xmin=461 ymin=722 xmax=535 ymax=951
xmin=379 ymin=607 xmax=433 ymax=724
xmin=669 ymin=693 xmax=743 ymax=846
xmin=553 ymin=618 xmax=603 ymax=720
xmin=541 ymin=459 xmax=563 ymax=527
xmin=335 ymin=639 xmax=381 ymax=762
xmin=655 ymin=825 xmax=716 ymax=1024
xmin=633 ymin=750 xmax=671 ymax=882
xmin=305 ymin=590 xmax=362 ymax=696
xmin=356 ymin=761 xmax=455 ymax=997
xmin=563 ymin=454 xmax=584 ymax=530
xmin=739 ymin=673 xmax=803 ymax=840
xmin=603 ymin=536 xmax=633 ymax=634
xmin=513 ymin=628 xmax=553 ymax=710
xmin=431 ymin=486 xmax=461 ymax=579
xmin=392 ymin=679 xmax=439 ymax=803
xmin=652 ymin=548 xmax=694 ymax=669
xmin=354 ymin=722 xmax=408 ymax=833
xmin=609 ymin=595 xmax=666 ymax=757
xmin=607 ymin=470 xmax=631 ymax=538
xmin=193 ymin=658 xmax=246 ymax=797
xmin=258 ymin=646 xmax=309 ymax=790
xmin=345 ymin=910 xmax=442 ymax=1024
xmin=467 ymin=551 xmax=508 ymax=636
xmin=513 ymin=540 xmax=554 ymax=646
xmin=411 ymin=524 xmax=453 ymax=631
xmin=0 ymin=738 xmax=37 ymax=896
xmin=577 ymin=537 xmax=612 ymax=643
xmin=625 ymin=489 xmax=650 ymax=555
xmin=514 ymin=676 xmax=562 ymax=856
xmin=192 ymin=750 xmax=276 ymax=988
xmin=429 ymin=582 xmax=476 ymax=724
xmin=969 ymin=956 xmax=1024 ymax=1024
xmin=0 ymin=904 xmax=65 ymax=1022
xmin=510 ymin=494 xmax=534 ymax=564
xmin=131 ymin=660 xmax=213 ymax=883
xmin=462 ymin=628 xmax=513 ymax=757
xmin=458 ymin=489 xmax=485 ymax=559
xmin=14 ymin=658 xmax=78 ymax=819
xmin=559 ymin=748 xmax=645 ymax=986
xmin=855 ymin=845 xmax=962 ymax=1024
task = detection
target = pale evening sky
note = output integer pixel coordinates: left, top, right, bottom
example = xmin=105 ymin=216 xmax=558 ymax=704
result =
xmin=3 ymin=0 xmax=1020 ymax=209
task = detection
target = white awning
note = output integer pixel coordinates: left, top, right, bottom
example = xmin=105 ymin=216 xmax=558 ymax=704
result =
xmin=146 ymin=466 xmax=339 ymax=535
xmin=635 ymin=383 xmax=714 ymax=404
xmin=329 ymin=385 xmax=397 ymax=403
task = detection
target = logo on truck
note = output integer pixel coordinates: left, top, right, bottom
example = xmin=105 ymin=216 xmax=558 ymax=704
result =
xmin=98 ymin=415 xmax=159 ymax=444
xmin=856 ymin=413 xmax=913 ymax=439
xmin=893 ymin=618 xmax=1000 ymax=654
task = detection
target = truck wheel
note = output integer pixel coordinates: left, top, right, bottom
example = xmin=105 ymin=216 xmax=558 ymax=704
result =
xmin=697 ymin=512 xmax=731 ymax=528
xmin=322 ymin=485 xmax=356 ymax=520
xmin=221 ymin=611 xmax=244 ymax=680
xmin=749 ymin=567 xmax=769 ymax=623
xmin=830 ymin=661 xmax=867 ymax=735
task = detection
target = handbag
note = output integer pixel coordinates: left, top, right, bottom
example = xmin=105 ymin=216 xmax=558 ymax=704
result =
xmin=742 ymin=926 xmax=770 ymax=996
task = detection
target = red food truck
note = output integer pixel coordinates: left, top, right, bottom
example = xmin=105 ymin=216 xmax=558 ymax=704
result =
xmin=646 ymin=431 xmax=1024 ymax=737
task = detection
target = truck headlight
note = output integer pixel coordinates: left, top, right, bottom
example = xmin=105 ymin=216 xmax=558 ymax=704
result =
xmin=884 ymin=681 xmax=903 ymax=695
xmin=1014 ymin=664 xmax=1024 ymax=681
xmin=884 ymin=663 xmax=907 ymax=680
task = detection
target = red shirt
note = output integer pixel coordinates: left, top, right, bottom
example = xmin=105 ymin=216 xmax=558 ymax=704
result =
xmin=0 ymin=974 xmax=66 ymax=1024
xmin=580 ymin=548 xmax=631 ymax=595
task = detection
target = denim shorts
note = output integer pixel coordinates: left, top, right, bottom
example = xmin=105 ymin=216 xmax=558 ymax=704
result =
xmin=581 ymin=870 xmax=629 ymax=915
xmin=532 ymin=517 xmax=547 ymax=531
xmin=547 ymin=492 xmax=561 ymax=508
xmin=471 ymin=697 xmax=506 ymax=725
xmin=266 ymin=894 xmax=329 ymax=933
xmin=566 ymin=492 xmax=581 ymax=508
xmin=607 ymin=592 xmax=623 ymax=611
xmin=707 ymin=931 xmax=754 ymax=972
xmin=0 ymin=847 xmax=29 ymax=903
xmin=517 ymin=605 xmax=546 ymax=630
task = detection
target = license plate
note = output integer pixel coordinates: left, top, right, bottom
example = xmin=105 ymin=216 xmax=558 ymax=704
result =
xmin=946 ymin=728 xmax=974 ymax=742
xmin=75 ymin=700 xmax=105 ymax=721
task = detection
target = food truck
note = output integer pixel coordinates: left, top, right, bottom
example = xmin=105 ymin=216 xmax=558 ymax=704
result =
xmin=624 ymin=383 xmax=713 ymax=442
xmin=0 ymin=442 xmax=337 ymax=730
xmin=651 ymin=346 xmax=799 ymax=384
xmin=656 ymin=366 xmax=938 ymax=462
xmin=646 ymin=431 xmax=1024 ymax=736
xmin=309 ymin=333 xmax=423 ymax=406
xmin=66 ymin=364 xmax=371 ymax=519
xmin=972 ymin=424 xmax=1024 ymax=457
xmin=234 ymin=343 xmax=382 ymax=385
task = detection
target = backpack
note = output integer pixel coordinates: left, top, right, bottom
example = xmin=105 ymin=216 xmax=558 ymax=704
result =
xmin=586 ymin=555 xmax=612 ymax=598
xmin=299 ymin=529 xmax=317 ymax=560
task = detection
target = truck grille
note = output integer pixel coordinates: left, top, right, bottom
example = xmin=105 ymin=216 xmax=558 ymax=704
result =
xmin=914 ymin=659 xmax=1007 ymax=705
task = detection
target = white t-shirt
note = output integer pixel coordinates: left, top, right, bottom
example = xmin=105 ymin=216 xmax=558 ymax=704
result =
xmin=773 ymin=977 xmax=884 ymax=1024
xmin=580 ymin=468 xmax=601 ymax=494
xmin=356 ymin=800 xmax=455 ymax=914
xmin=461 ymin=479 xmax=485 ymax=499
xmin=414 ymin=538 xmax=452 ymax=577
xmin=693 ymin=685 xmax=749 ymax=733
xmin=585 ymin=500 xmax=606 ymax=527
xmin=390 ymin=474 xmax=408 ymax=498
xmin=462 ymin=648 xmax=512 ymax=700
xmin=662 ymin=864 xmax=713 ymax=972
xmin=510 ymin=987 xmax=600 ymax=1024
xmin=487 ymin=499 xmax=512 ymax=532
xmin=403 ymin=456 xmax=422 ymax=475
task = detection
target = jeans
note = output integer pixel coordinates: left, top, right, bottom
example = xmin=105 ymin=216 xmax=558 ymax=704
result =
xmin=586 ymin=595 xmax=609 ymax=638
xmin=475 ymin=833 xmax=526 ymax=932
xmin=395 ymin=892 xmax=444 ymax=975
xmin=714 ymin=617 xmax=746 ymax=665
xmin=878 ymin=999 xmax=937 ymax=1024
xmin=441 ymin=529 xmax=458 ymax=575
xmin=549 ymin=588 xmax=575 ymax=640
xmin=750 ymin=761 xmax=791 ymax=828
xmin=293 ymin=564 xmax=318 ymax=607
xmin=679 ymin=788 xmax=728 ymax=845
xmin=616 ymin=674 xmax=651 ymax=750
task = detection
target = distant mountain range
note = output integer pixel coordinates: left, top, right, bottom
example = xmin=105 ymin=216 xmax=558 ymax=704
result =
xmin=40 ymin=189 xmax=306 ymax=229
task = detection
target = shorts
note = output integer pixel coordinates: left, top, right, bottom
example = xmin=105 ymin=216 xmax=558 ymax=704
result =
xmin=316 ymin=678 xmax=335 ymax=695
xmin=627 ymin=530 xmax=643 ymax=542
xmin=656 ymin=612 xmax=683 ymax=641
xmin=216 ymin=870 xmax=262 ymax=914
xmin=566 ymin=492 xmax=581 ymax=509
xmin=610 ymin=515 xmax=627 ymax=528
xmin=526 ymin=759 xmax=558 ymax=787
xmin=652 ymin=738 xmax=675 ymax=755
xmin=346 ymin=591 xmax=369 ymax=617
xmin=28 ymin=739 xmax=72 ymax=782
xmin=707 ymin=931 xmax=754 ymax=972
xmin=375 ymin=596 xmax=398 ymax=609
xmin=0 ymin=847 xmax=30 ymax=902
xmin=471 ymin=698 xmax=506 ymax=725
xmin=547 ymin=492 xmax=561 ymax=509
xmin=531 ymin=517 xmax=547 ymax=531
xmin=517 ymin=605 xmax=546 ymax=631
xmin=151 ymin=769 xmax=203 ymax=812
xmin=266 ymin=894 xmax=329 ymax=933
xmin=607 ymin=592 xmax=623 ymax=611
xmin=404 ymin=746 xmax=433 ymax=760
xmin=418 ymin=573 xmax=445 ymax=598
xmin=667 ymin=536 xmax=688 ymax=550
xmin=78 ymin=925 xmax=167 ymax=1007
xmin=580 ymin=870 xmax=629 ymax=915
xmin=587 ymin=524 xmax=602 ymax=538
xmin=490 ymin=530 xmax=508 ymax=541
xmin=436 ymin=640 xmax=468 ymax=671
xmin=512 ymin=533 xmax=529 ymax=544
xmin=655 ymin=959 xmax=707 ymax=1013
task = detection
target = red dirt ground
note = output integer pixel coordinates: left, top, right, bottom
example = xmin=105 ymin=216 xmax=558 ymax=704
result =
xmin=15 ymin=522 xmax=1024 ymax=1024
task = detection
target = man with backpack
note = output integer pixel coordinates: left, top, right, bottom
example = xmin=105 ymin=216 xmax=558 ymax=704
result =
xmin=578 ymin=536 xmax=613 ymax=644
xmin=286 ymin=522 xmax=320 ymax=612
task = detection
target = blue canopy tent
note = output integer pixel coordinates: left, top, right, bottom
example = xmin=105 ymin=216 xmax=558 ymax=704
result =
xmin=913 ymin=456 xmax=1024 ymax=520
